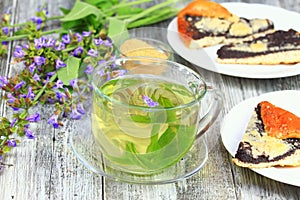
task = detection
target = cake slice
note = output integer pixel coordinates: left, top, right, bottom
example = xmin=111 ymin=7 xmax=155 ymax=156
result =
xmin=217 ymin=29 xmax=300 ymax=65
xmin=233 ymin=101 xmax=300 ymax=168
xmin=177 ymin=0 xmax=274 ymax=48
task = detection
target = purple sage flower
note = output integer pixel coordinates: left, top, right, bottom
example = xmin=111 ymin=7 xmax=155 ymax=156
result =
xmin=70 ymin=107 xmax=82 ymax=120
xmin=53 ymin=79 xmax=64 ymax=89
xmin=73 ymin=46 xmax=83 ymax=57
xmin=94 ymin=38 xmax=103 ymax=46
xmin=34 ymin=56 xmax=46 ymax=66
xmin=25 ymin=128 xmax=35 ymax=139
xmin=48 ymin=114 xmax=59 ymax=128
xmin=34 ymin=37 xmax=46 ymax=49
xmin=55 ymin=42 xmax=65 ymax=51
xmin=2 ymin=27 xmax=9 ymax=35
xmin=142 ymin=95 xmax=159 ymax=107
xmin=87 ymin=49 xmax=98 ymax=57
xmin=55 ymin=59 xmax=66 ymax=69
xmin=103 ymin=39 xmax=112 ymax=47
xmin=82 ymin=31 xmax=91 ymax=37
xmin=33 ymin=73 xmax=40 ymax=81
xmin=26 ymin=113 xmax=40 ymax=122
xmin=76 ymin=103 xmax=86 ymax=115
xmin=13 ymin=46 xmax=25 ymax=58
xmin=84 ymin=65 xmax=94 ymax=74
xmin=74 ymin=33 xmax=82 ymax=42
xmin=62 ymin=34 xmax=71 ymax=44
xmin=7 ymin=140 xmax=17 ymax=147
xmin=69 ymin=79 xmax=78 ymax=88
xmin=46 ymin=38 xmax=56 ymax=47
xmin=55 ymin=91 xmax=66 ymax=102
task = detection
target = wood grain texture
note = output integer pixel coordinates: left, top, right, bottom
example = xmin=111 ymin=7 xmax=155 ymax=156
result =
xmin=1 ymin=0 xmax=300 ymax=199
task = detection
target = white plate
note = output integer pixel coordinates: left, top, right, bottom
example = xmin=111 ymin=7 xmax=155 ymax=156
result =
xmin=167 ymin=3 xmax=300 ymax=79
xmin=221 ymin=90 xmax=300 ymax=187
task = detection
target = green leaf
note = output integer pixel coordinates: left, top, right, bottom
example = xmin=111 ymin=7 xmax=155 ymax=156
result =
xmin=107 ymin=18 xmax=128 ymax=38
xmin=157 ymin=126 xmax=177 ymax=148
xmin=60 ymin=1 xmax=103 ymax=22
xmin=57 ymin=56 xmax=81 ymax=85
xmin=146 ymin=124 xmax=161 ymax=153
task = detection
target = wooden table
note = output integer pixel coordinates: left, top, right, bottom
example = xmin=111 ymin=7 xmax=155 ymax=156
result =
xmin=1 ymin=0 xmax=300 ymax=199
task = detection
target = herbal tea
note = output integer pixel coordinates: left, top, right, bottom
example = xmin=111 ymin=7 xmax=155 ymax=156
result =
xmin=92 ymin=74 xmax=200 ymax=174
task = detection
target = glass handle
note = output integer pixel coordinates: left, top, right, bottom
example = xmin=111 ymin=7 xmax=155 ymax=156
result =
xmin=196 ymin=88 xmax=224 ymax=139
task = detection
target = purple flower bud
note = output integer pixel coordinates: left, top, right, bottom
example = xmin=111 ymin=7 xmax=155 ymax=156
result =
xmin=62 ymin=34 xmax=71 ymax=44
xmin=53 ymin=79 xmax=64 ymax=89
xmin=28 ymin=63 xmax=36 ymax=73
xmin=55 ymin=59 xmax=66 ymax=69
xmin=33 ymin=73 xmax=40 ymax=81
xmin=25 ymin=128 xmax=35 ymax=139
xmin=2 ymin=41 xmax=8 ymax=45
xmin=27 ymin=86 xmax=35 ymax=99
xmin=10 ymin=118 xmax=17 ymax=127
xmin=94 ymin=38 xmax=103 ymax=46
xmin=26 ymin=113 xmax=40 ymax=122
xmin=0 ymin=76 xmax=9 ymax=85
xmin=142 ymin=95 xmax=159 ymax=107
xmin=47 ymin=71 xmax=56 ymax=77
xmin=48 ymin=114 xmax=59 ymax=128
xmin=12 ymin=107 xmax=19 ymax=111
xmin=7 ymin=93 xmax=16 ymax=103
xmin=34 ymin=56 xmax=46 ymax=66
xmin=14 ymin=80 xmax=25 ymax=90
xmin=2 ymin=27 xmax=9 ymax=35
xmin=87 ymin=49 xmax=98 ymax=57
xmin=73 ymin=46 xmax=83 ymax=57
xmin=7 ymin=140 xmax=17 ymax=147
xmin=82 ymin=31 xmax=91 ymax=37
xmin=84 ymin=65 xmax=94 ymax=74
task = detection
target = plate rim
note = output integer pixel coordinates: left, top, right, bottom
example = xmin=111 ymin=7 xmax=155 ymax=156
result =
xmin=167 ymin=2 xmax=300 ymax=79
xmin=220 ymin=90 xmax=300 ymax=187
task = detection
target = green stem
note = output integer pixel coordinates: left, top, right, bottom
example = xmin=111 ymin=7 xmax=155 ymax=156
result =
xmin=104 ymin=0 xmax=152 ymax=13
xmin=124 ymin=0 xmax=177 ymax=24
xmin=34 ymin=73 xmax=58 ymax=102
xmin=0 ymin=28 xmax=64 ymax=42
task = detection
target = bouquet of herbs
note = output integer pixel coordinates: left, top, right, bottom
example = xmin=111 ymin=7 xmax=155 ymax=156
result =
xmin=0 ymin=0 xmax=185 ymax=171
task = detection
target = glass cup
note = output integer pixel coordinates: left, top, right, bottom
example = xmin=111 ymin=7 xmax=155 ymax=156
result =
xmin=90 ymin=57 xmax=223 ymax=175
